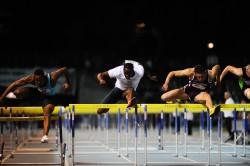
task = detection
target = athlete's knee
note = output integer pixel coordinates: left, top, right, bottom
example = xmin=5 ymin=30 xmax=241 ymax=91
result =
xmin=161 ymin=94 xmax=167 ymax=101
xmin=161 ymin=92 xmax=172 ymax=101
xmin=200 ymin=92 xmax=211 ymax=98
xmin=13 ymin=88 xmax=28 ymax=99
xmin=43 ymin=111 xmax=50 ymax=116
xmin=43 ymin=104 xmax=54 ymax=115
xmin=45 ymin=104 xmax=55 ymax=110
xmin=13 ymin=89 xmax=21 ymax=96
xmin=244 ymin=89 xmax=250 ymax=99
xmin=127 ymin=88 xmax=134 ymax=93
xmin=124 ymin=88 xmax=134 ymax=96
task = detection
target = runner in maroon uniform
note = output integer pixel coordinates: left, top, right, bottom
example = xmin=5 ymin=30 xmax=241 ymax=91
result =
xmin=161 ymin=64 xmax=221 ymax=117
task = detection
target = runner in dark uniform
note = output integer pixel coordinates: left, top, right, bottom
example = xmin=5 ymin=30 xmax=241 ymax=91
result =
xmin=0 ymin=67 xmax=71 ymax=143
xmin=184 ymin=70 xmax=215 ymax=101
xmin=220 ymin=65 xmax=250 ymax=100
xmin=161 ymin=64 xmax=221 ymax=117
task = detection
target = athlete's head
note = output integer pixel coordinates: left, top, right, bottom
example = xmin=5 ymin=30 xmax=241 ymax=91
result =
xmin=224 ymin=91 xmax=231 ymax=100
xmin=246 ymin=64 xmax=250 ymax=76
xmin=194 ymin=64 xmax=207 ymax=82
xmin=34 ymin=68 xmax=47 ymax=87
xmin=124 ymin=63 xmax=135 ymax=79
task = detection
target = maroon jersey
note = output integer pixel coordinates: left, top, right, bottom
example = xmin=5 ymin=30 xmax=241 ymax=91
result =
xmin=184 ymin=71 xmax=214 ymax=100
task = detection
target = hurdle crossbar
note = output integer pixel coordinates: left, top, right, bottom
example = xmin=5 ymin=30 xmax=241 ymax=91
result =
xmin=0 ymin=106 xmax=67 ymax=115
xmin=1 ymin=104 xmax=250 ymax=115
xmin=0 ymin=116 xmax=60 ymax=122
xmin=69 ymin=104 xmax=250 ymax=114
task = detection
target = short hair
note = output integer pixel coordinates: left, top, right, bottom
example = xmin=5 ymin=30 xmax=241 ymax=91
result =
xmin=124 ymin=63 xmax=134 ymax=71
xmin=224 ymin=91 xmax=231 ymax=96
xmin=34 ymin=68 xmax=45 ymax=76
xmin=194 ymin=64 xmax=206 ymax=74
xmin=246 ymin=64 xmax=250 ymax=70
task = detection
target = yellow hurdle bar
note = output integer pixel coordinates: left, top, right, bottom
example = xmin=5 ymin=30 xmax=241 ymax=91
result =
xmin=0 ymin=106 xmax=65 ymax=115
xmin=220 ymin=104 xmax=250 ymax=111
xmin=69 ymin=104 xmax=135 ymax=114
xmin=0 ymin=116 xmax=60 ymax=122
xmin=69 ymin=103 xmax=250 ymax=114
xmin=69 ymin=104 xmax=208 ymax=114
xmin=1 ymin=104 xmax=250 ymax=115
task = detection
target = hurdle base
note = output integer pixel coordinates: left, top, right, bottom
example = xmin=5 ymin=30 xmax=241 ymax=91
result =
xmin=240 ymin=154 xmax=246 ymax=157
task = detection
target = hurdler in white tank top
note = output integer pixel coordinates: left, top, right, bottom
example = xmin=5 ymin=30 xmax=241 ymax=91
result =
xmin=108 ymin=61 xmax=144 ymax=91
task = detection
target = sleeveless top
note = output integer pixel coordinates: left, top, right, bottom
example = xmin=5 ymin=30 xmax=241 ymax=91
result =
xmin=238 ymin=67 xmax=250 ymax=90
xmin=185 ymin=71 xmax=214 ymax=91
xmin=37 ymin=73 xmax=56 ymax=96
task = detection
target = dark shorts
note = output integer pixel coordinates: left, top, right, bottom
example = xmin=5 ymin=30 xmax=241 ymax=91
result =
xmin=25 ymin=87 xmax=57 ymax=107
xmin=183 ymin=85 xmax=203 ymax=102
xmin=101 ymin=87 xmax=136 ymax=104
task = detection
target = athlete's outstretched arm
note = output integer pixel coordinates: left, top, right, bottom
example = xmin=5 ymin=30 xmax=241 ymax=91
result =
xmin=210 ymin=64 xmax=221 ymax=85
xmin=220 ymin=65 xmax=242 ymax=82
xmin=51 ymin=67 xmax=71 ymax=90
xmin=0 ymin=75 xmax=33 ymax=101
xmin=162 ymin=68 xmax=194 ymax=92
xmin=146 ymin=72 xmax=158 ymax=82
xmin=97 ymin=71 xmax=110 ymax=86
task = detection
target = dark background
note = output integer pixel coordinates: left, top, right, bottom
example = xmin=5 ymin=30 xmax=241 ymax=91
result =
xmin=0 ymin=0 xmax=250 ymax=103
xmin=1 ymin=1 xmax=250 ymax=67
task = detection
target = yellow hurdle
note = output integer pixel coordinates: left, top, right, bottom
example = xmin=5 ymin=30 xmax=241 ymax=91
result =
xmin=1 ymin=104 xmax=250 ymax=115
xmin=0 ymin=106 xmax=65 ymax=115
xmin=0 ymin=116 xmax=60 ymax=122
xmin=69 ymin=103 xmax=250 ymax=114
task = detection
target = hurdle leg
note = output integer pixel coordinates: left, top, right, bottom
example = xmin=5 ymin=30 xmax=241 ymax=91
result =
xmin=0 ymin=108 xmax=3 ymax=143
xmin=174 ymin=108 xmax=178 ymax=157
xmin=232 ymin=108 xmax=237 ymax=157
xmin=157 ymin=113 xmax=161 ymax=150
xmin=105 ymin=112 xmax=109 ymax=148
xmin=209 ymin=116 xmax=213 ymax=150
xmin=21 ymin=113 xmax=25 ymax=144
xmin=68 ymin=109 xmax=72 ymax=157
xmin=67 ymin=109 xmax=72 ymax=158
xmin=207 ymin=109 xmax=210 ymax=165
xmin=71 ymin=106 xmax=75 ymax=166
xmin=183 ymin=108 xmax=187 ymax=157
xmin=27 ymin=114 xmax=31 ymax=141
xmin=218 ymin=111 xmax=222 ymax=166
xmin=0 ymin=108 xmax=2 ymax=138
xmin=117 ymin=108 xmax=121 ymax=157
xmin=55 ymin=119 xmax=59 ymax=148
xmin=0 ymin=141 xmax=4 ymax=161
xmin=158 ymin=111 xmax=163 ymax=150
xmin=143 ymin=104 xmax=148 ymax=166
xmin=9 ymin=108 xmax=13 ymax=157
xmin=0 ymin=108 xmax=3 ymax=161
xmin=14 ymin=118 xmax=18 ymax=147
xmin=160 ymin=110 xmax=164 ymax=150
xmin=66 ymin=110 xmax=70 ymax=151
xmin=200 ymin=110 xmax=205 ymax=150
xmin=134 ymin=107 xmax=138 ymax=166
xmin=221 ymin=114 xmax=223 ymax=145
xmin=125 ymin=108 xmax=129 ymax=157
xmin=180 ymin=113 xmax=183 ymax=145
xmin=97 ymin=114 xmax=101 ymax=133
xmin=58 ymin=107 xmax=64 ymax=166
xmin=241 ymin=108 xmax=246 ymax=157
xmin=169 ymin=113 xmax=172 ymax=135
